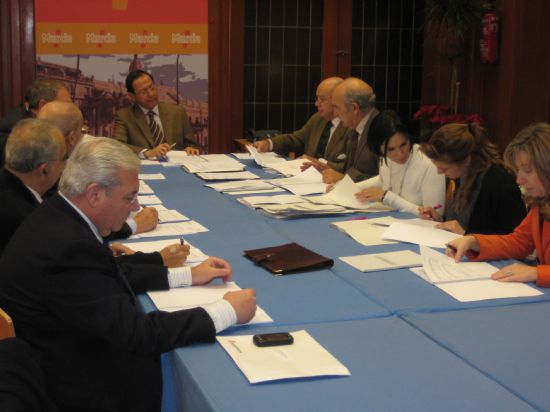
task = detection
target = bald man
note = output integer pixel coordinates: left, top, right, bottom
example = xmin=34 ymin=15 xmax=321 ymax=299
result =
xmin=254 ymin=77 xmax=352 ymax=172
xmin=320 ymin=77 xmax=379 ymax=184
xmin=38 ymin=101 xmax=84 ymax=156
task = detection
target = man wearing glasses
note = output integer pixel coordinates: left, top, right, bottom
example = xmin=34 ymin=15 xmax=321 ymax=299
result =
xmin=114 ymin=70 xmax=200 ymax=159
xmin=254 ymin=77 xmax=351 ymax=172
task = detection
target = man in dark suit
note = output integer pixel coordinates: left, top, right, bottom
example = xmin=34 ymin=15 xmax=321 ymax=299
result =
xmin=253 ymin=77 xmax=351 ymax=172
xmin=113 ymin=70 xmax=199 ymax=159
xmin=0 ymin=79 xmax=71 ymax=167
xmin=319 ymin=77 xmax=379 ymax=183
xmin=0 ymin=118 xmax=66 ymax=254
xmin=39 ymin=101 xmax=159 ymax=237
xmin=0 ymin=137 xmax=256 ymax=412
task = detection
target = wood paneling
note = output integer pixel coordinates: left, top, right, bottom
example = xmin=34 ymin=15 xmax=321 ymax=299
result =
xmin=208 ymin=0 xmax=244 ymax=153
xmin=0 ymin=0 xmax=36 ymax=118
xmin=322 ymin=0 xmax=352 ymax=77
xmin=421 ymin=0 xmax=550 ymax=150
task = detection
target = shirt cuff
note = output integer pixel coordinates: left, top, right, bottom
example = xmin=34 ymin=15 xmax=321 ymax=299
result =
xmin=268 ymin=139 xmax=274 ymax=151
xmin=167 ymin=266 xmax=193 ymax=288
xmin=202 ymin=299 xmax=237 ymax=333
xmin=138 ymin=149 xmax=148 ymax=160
xmin=126 ymin=217 xmax=137 ymax=234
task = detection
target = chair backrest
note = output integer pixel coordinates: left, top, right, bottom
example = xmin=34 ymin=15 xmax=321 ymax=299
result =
xmin=0 ymin=307 xmax=15 ymax=339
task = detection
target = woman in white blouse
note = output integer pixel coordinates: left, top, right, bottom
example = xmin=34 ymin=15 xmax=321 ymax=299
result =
xmin=355 ymin=110 xmax=445 ymax=215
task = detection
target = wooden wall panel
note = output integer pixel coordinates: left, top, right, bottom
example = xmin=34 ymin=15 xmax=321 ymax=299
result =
xmin=0 ymin=0 xmax=36 ymax=118
xmin=422 ymin=0 xmax=550 ymax=150
xmin=208 ymin=0 xmax=244 ymax=153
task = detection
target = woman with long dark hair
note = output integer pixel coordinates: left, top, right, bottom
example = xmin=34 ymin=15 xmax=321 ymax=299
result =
xmin=420 ymin=123 xmax=526 ymax=234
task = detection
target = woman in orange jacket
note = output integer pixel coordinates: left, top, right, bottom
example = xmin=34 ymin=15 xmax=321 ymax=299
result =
xmin=447 ymin=122 xmax=550 ymax=287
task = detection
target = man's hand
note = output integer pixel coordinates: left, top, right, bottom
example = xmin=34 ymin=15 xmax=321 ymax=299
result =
xmin=110 ymin=243 xmax=135 ymax=257
xmin=144 ymin=143 xmax=171 ymax=159
xmin=191 ymin=256 xmax=232 ymax=285
xmin=492 ymin=263 xmax=537 ymax=283
xmin=159 ymin=244 xmax=190 ymax=267
xmin=322 ymin=169 xmax=344 ymax=184
xmin=223 ymin=289 xmax=257 ymax=324
xmin=355 ymin=187 xmax=385 ymax=203
xmin=134 ymin=207 xmax=159 ymax=234
xmin=185 ymin=146 xmax=200 ymax=156
xmin=253 ymin=140 xmax=271 ymax=152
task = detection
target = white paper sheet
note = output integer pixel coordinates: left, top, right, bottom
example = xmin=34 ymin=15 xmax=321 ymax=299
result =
xmin=309 ymin=175 xmax=365 ymax=209
xmin=238 ymin=194 xmax=304 ymax=206
xmin=138 ymin=195 xmax=162 ymax=205
xmin=205 ymin=180 xmax=275 ymax=192
xmin=138 ymin=173 xmax=166 ymax=180
xmin=340 ymin=250 xmax=422 ymax=272
xmin=331 ymin=220 xmax=397 ymax=246
xmin=232 ymin=152 xmax=253 ymax=160
xmin=120 ymin=238 xmax=208 ymax=264
xmin=420 ymin=245 xmax=498 ymax=283
xmin=147 ymin=282 xmax=272 ymax=325
xmin=283 ymin=182 xmax=327 ymax=196
xmin=196 ymin=171 xmax=260 ymax=181
xmin=263 ymin=158 xmax=309 ymax=176
xmin=158 ymin=209 xmax=190 ymax=223
xmin=246 ymin=145 xmax=286 ymax=167
xmin=217 ymin=330 xmax=350 ymax=384
xmin=269 ymin=165 xmax=323 ymax=186
xmin=132 ymin=221 xmax=208 ymax=238
xmin=138 ymin=181 xmax=154 ymax=194
xmin=382 ymin=221 xmax=461 ymax=248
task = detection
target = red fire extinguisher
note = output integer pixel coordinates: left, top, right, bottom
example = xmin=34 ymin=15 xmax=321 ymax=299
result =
xmin=480 ymin=9 xmax=499 ymax=64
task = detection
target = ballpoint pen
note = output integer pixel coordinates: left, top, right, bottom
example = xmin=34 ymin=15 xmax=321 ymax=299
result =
xmin=180 ymin=237 xmax=185 ymax=246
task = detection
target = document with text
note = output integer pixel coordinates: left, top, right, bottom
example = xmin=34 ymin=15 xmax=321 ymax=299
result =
xmin=340 ymin=250 xmax=422 ymax=272
xmin=217 ymin=330 xmax=350 ymax=384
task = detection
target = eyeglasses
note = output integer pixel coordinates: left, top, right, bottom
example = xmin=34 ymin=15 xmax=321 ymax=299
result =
xmin=122 ymin=193 xmax=139 ymax=205
xmin=134 ymin=84 xmax=156 ymax=97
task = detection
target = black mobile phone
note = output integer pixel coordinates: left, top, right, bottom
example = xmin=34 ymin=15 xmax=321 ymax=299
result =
xmin=253 ymin=332 xmax=294 ymax=347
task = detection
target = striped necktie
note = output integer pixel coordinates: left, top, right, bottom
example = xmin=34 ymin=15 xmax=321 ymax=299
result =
xmin=147 ymin=110 xmax=164 ymax=146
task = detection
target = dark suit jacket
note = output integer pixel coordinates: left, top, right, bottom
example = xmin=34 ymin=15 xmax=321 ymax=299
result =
xmin=344 ymin=109 xmax=379 ymax=182
xmin=0 ymin=194 xmax=215 ymax=411
xmin=0 ymin=168 xmax=41 ymax=255
xmin=0 ymin=103 xmax=32 ymax=167
xmin=271 ymin=113 xmax=350 ymax=172
xmin=460 ymin=164 xmax=526 ymax=234
xmin=0 ymin=338 xmax=58 ymax=412
xmin=113 ymin=101 xmax=197 ymax=153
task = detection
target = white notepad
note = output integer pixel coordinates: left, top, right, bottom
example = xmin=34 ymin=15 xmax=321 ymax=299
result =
xmin=340 ymin=250 xmax=422 ymax=272
xmin=217 ymin=330 xmax=350 ymax=384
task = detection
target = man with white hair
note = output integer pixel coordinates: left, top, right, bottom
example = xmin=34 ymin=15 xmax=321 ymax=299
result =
xmin=0 ymin=118 xmax=66 ymax=254
xmin=319 ymin=77 xmax=379 ymax=183
xmin=0 ymin=137 xmax=256 ymax=411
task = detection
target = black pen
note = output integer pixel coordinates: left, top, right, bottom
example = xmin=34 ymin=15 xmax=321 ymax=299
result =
xmin=180 ymin=238 xmax=185 ymax=246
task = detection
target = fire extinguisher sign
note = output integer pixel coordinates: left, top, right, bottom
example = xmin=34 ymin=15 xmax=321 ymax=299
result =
xmin=480 ymin=11 xmax=499 ymax=64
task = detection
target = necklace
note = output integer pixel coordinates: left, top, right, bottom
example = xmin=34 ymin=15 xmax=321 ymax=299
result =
xmin=387 ymin=149 xmax=414 ymax=196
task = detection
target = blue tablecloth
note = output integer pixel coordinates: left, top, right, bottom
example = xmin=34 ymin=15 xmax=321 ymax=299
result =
xmin=135 ymin=161 xmax=549 ymax=411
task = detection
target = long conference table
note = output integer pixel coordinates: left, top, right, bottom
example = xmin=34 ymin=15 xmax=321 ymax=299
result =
xmin=135 ymin=157 xmax=550 ymax=412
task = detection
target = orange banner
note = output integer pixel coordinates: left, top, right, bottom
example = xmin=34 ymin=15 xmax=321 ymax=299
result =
xmin=36 ymin=23 xmax=208 ymax=54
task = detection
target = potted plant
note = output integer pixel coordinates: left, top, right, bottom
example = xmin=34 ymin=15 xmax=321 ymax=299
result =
xmin=424 ymin=0 xmax=485 ymax=113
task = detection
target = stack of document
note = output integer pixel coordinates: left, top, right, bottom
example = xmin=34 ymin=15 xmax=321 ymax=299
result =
xmin=309 ymin=175 xmax=392 ymax=212
xmin=217 ymin=330 xmax=350 ymax=384
xmin=204 ymin=180 xmax=276 ymax=193
xmin=237 ymin=194 xmax=305 ymax=208
xmin=246 ymin=145 xmax=286 ymax=167
xmin=147 ymin=281 xmax=273 ymax=324
xmin=269 ymin=166 xmax=326 ymax=195
xmin=331 ymin=219 xmax=397 ymax=246
xmin=161 ymin=150 xmax=189 ymax=167
xmin=138 ymin=173 xmax=166 ymax=180
xmin=195 ymin=171 xmax=260 ymax=181
xmin=382 ymin=219 xmax=462 ymax=248
xmin=180 ymin=154 xmax=245 ymax=173
xmin=265 ymin=158 xmax=310 ymax=176
xmin=414 ymin=246 xmax=543 ymax=302
xmin=139 ymin=181 xmax=154 ymax=194
xmin=257 ymin=202 xmax=349 ymax=218
xmin=340 ymin=250 xmax=422 ymax=272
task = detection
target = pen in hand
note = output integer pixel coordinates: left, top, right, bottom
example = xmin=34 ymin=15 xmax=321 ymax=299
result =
xmin=180 ymin=238 xmax=185 ymax=246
